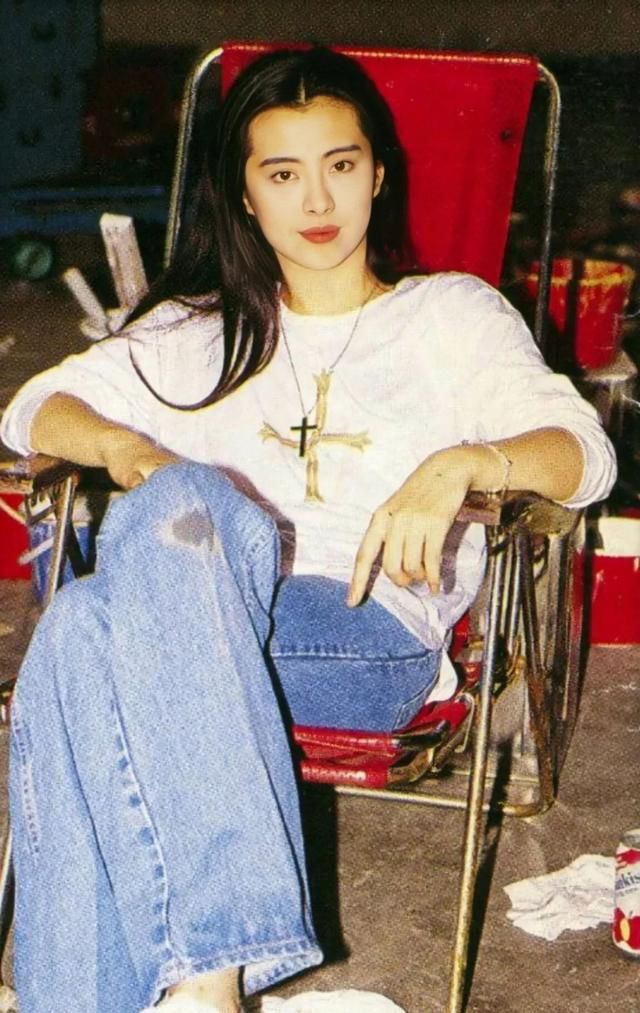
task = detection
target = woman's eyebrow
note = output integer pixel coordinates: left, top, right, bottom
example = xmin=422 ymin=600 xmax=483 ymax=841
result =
xmin=324 ymin=144 xmax=362 ymax=158
xmin=258 ymin=155 xmax=301 ymax=167
xmin=258 ymin=144 xmax=362 ymax=168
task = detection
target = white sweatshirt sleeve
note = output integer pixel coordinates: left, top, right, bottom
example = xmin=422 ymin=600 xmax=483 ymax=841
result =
xmin=1 ymin=301 xmax=223 ymax=456
xmin=1 ymin=336 xmax=152 ymax=455
xmin=434 ymin=274 xmax=618 ymax=509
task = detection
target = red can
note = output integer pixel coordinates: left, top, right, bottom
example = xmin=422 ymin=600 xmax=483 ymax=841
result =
xmin=613 ymin=828 xmax=640 ymax=958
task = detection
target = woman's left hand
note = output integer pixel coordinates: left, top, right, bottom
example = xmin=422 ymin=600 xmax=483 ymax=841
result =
xmin=347 ymin=446 xmax=478 ymax=606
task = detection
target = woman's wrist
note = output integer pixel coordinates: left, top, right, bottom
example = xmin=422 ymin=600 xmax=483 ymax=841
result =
xmin=426 ymin=443 xmax=512 ymax=496
xmin=471 ymin=442 xmax=512 ymax=495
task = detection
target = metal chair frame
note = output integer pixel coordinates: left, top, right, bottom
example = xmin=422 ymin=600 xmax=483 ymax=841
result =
xmin=0 ymin=45 xmax=567 ymax=1013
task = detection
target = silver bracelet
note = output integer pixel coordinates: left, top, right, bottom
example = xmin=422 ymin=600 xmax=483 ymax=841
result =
xmin=462 ymin=440 xmax=513 ymax=497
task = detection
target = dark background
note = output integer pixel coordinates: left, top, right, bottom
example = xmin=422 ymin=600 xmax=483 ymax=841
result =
xmin=98 ymin=0 xmax=640 ymax=236
xmin=2 ymin=1 xmax=640 ymax=281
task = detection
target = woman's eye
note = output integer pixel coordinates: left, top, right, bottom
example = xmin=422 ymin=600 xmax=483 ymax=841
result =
xmin=332 ymin=160 xmax=353 ymax=173
xmin=272 ymin=170 xmax=295 ymax=182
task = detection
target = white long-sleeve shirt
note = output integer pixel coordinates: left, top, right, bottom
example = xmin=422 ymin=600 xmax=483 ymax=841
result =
xmin=1 ymin=273 xmax=617 ymax=651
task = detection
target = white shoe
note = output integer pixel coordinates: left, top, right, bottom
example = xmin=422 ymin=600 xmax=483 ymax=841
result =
xmin=140 ymin=996 xmax=236 ymax=1012
xmin=261 ymin=991 xmax=407 ymax=1012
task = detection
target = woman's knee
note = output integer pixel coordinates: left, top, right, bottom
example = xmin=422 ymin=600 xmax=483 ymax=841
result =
xmin=98 ymin=462 xmax=280 ymax=578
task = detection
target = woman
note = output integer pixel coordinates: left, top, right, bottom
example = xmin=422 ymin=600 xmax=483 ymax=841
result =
xmin=0 ymin=47 xmax=616 ymax=1013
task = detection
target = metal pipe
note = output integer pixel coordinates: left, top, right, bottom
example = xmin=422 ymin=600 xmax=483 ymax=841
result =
xmin=518 ymin=531 xmax=555 ymax=810
xmin=0 ymin=828 xmax=12 ymax=986
xmin=505 ymin=540 xmax=522 ymax=656
xmin=335 ymin=783 xmax=544 ymax=818
xmin=447 ymin=535 xmax=507 ymax=1013
xmin=534 ymin=64 xmax=562 ymax=357
xmin=164 ymin=49 xmax=223 ymax=269
xmin=43 ymin=477 xmax=76 ymax=608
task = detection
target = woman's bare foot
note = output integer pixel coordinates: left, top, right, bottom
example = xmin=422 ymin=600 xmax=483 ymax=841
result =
xmin=166 ymin=966 xmax=241 ymax=1012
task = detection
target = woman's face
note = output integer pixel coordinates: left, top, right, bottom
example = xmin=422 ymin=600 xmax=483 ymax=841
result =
xmin=243 ymin=97 xmax=384 ymax=278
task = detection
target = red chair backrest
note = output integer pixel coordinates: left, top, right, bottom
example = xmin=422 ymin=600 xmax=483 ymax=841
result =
xmin=221 ymin=43 xmax=539 ymax=286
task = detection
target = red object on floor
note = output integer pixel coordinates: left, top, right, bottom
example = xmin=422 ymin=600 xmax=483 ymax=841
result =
xmin=590 ymin=555 xmax=640 ymax=644
xmin=590 ymin=517 xmax=640 ymax=645
xmin=0 ymin=494 xmax=30 ymax=580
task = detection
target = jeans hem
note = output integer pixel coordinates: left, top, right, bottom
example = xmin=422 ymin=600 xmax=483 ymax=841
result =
xmin=152 ymin=936 xmax=323 ymax=1005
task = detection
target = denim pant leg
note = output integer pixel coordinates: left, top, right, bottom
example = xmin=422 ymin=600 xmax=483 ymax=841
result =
xmin=10 ymin=463 xmax=321 ymax=1013
xmin=270 ymin=576 xmax=442 ymax=731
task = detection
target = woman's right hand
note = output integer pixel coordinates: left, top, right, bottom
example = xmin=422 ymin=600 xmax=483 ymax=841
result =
xmin=98 ymin=429 xmax=181 ymax=490
xmin=30 ymin=394 xmax=181 ymax=490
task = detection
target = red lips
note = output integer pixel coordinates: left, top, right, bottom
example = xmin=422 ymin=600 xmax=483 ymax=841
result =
xmin=299 ymin=226 xmax=340 ymax=244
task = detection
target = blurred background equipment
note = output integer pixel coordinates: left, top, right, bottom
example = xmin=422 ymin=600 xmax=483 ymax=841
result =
xmin=0 ymin=4 xmax=192 ymax=281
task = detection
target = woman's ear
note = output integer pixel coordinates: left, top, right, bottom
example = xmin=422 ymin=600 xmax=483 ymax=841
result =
xmin=373 ymin=162 xmax=385 ymax=198
xmin=243 ymin=192 xmax=256 ymax=216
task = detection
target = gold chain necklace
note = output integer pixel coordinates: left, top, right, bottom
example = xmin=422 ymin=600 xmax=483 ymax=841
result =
xmin=279 ymin=283 xmax=378 ymax=456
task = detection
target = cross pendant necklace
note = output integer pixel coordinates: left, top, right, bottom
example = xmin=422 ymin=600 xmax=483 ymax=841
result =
xmin=290 ymin=416 xmax=316 ymax=457
xmin=280 ymin=282 xmax=378 ymax=457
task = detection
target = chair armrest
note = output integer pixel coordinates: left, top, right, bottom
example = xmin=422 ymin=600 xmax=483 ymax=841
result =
xmin=1 ymin=456 xmax=580 ymax=538
xmin=458 ymin=489 xmax=580 ymax=538
xmin=0 ymin=454 xmax=82 ymax=495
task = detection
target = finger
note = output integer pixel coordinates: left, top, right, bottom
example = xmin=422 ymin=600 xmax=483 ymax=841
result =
xmin=127 ymin=469 xmax=145 ymax=490
xmin=348 ymin=512 xmax=388 ymax=606
xmin=137 ymin=455 xmax=176 ymax=483
xmin=401 ymin=523 xmax=428 ymax=582
xmin=422 ymin=523 xmax=448 ymax=593
xmin=137 ymin=461 xmax=160 ymax=482
xmin=381 ymin=519 xmax=412 ymax=587
xmin=109 ymin=466 xmax=134 ymax=491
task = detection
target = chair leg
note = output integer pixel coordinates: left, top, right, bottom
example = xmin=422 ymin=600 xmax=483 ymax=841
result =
xmin=42 ymin=475 xmax=77 ymax=609
xmin=518 ymin=532 xmax=555 ymax=810
xmin=447 ymin=537 xmax=507 ymax=1013
xmin=0 ymin=829 xmax=13 ymax=988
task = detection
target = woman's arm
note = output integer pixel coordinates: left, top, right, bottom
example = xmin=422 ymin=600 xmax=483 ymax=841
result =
xmin=30 ymin=393 xmax=179 ymax=490
xmin=349 ymin=276 xmax=617 ymax=607
xmin=348 ymin=425 xmax=583 ymax=606
xmin=443 ymin=426 xmax=584 ymax=503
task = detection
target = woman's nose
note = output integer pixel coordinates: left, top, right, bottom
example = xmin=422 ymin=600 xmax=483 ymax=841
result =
xmin=302 ymin=177 xmax=334 ymax=215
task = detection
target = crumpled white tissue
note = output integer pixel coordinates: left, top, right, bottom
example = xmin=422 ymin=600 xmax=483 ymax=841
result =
xmin=261 ymin=990 xmax=406 ymax=1012
xmin=504 ymin=853 xmax=615 ymax=940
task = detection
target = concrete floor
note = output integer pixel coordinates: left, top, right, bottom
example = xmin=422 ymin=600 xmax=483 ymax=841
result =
xmin=1 ymin=254 xmax=640 ymax=1012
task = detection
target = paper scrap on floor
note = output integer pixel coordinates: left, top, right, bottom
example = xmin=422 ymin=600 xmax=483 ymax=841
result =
xmin=261 ymin=990 xmax=406 ymax=1012
xmin=504 ymin=853 xmax=615 ymax=940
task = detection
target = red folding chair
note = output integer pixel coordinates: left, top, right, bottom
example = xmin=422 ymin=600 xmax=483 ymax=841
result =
xmin=0 ymin=44 xmax=578 ymax=1013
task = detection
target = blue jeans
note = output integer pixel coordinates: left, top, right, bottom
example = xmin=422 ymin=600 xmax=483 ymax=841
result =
xmin=10 ymin=463 xmax=440 ymax=1013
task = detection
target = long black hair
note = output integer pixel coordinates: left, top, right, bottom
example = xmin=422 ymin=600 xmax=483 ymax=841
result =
xmin=129 ymin=46 xmax=411 ymax=409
